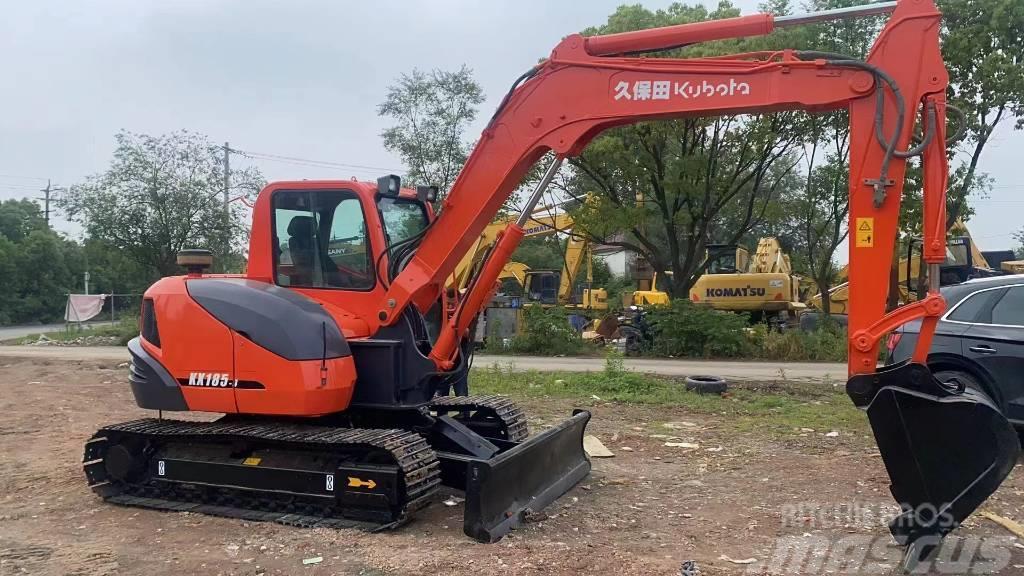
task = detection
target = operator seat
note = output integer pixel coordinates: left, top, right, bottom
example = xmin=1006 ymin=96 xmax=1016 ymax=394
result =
xmin=287 ymin=216 xmax=316 ymax=285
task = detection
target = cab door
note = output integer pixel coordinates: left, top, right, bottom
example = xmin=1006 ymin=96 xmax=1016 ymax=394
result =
xmin=962 ymin=284 xmax=1024 ymax=422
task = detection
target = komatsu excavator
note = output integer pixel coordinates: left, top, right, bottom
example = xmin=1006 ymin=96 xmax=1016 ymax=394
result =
xmin=84 ymin=0 xmax=1018 ymax=565
xmin=689 ymin=237 xmax=805 ymax=324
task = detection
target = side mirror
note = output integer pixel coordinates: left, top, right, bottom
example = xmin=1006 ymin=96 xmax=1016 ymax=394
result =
xmin=178 ymin=249 xmax=213 ymax=276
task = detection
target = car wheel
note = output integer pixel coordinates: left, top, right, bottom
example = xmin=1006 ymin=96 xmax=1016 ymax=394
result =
xmin=684 ymin=375 xmax=728 ymax=395
xmin=931 ymin=369 xmax=1006 ymax=411
xmin=933 ymin=369 xmax=1024 ymax=440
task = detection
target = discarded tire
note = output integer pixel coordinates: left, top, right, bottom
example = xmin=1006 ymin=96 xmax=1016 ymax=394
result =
xmin=684 ymin=375 xmax=728 ymax=394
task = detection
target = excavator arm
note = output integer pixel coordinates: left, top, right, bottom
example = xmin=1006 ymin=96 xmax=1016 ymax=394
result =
xmin=385 ymin=0 xmax=943 ymax=356
xmin=377 ymin=0 xmax=1017 ymax=565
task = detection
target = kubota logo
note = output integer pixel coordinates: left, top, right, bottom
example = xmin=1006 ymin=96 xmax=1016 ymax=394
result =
xmin=613 ymin=78 xmax=751 ymax=101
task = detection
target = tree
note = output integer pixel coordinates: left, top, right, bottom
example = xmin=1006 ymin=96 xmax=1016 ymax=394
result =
xmin=0 ymin=198 xmax=47 ymax=242
xmin=939 ymin=0 xmax=1024 ymax=228
xmin=769 ymin=0 xmax=886 ymax=316
xmin=0 ymin=200 xmax=81 ymax=324
xmin=562 ymin=2 xmax=805 ymax=299
xmin=61 ymin=131 xmax=263 ymax=277
xmin=377 ymin=66 xmax=485 ymax=195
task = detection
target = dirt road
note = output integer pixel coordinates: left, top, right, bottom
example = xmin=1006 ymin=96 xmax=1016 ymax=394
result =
xmin=0 ymin=345 xmax=846 ymax=382
xmin=1 ymin=354 xmax=1022 ymax=575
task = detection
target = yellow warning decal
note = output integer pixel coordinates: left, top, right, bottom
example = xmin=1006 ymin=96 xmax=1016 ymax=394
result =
xmin=243 ymin=457 xmax=262 ymax=466
xmin=348 ymin=477 xmax=377 ymax=489
xmin=855 ymin=217 xmax=874 ymax=248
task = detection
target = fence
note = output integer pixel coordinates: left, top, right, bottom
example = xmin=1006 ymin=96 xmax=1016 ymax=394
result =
xmin=64 ymin=293 xmax=143 ymax=327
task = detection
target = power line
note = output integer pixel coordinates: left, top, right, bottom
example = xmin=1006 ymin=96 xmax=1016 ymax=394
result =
xmin=0 ymin=183 xmax=48 ymax=191
xmin=0 ymin=173 xmax=48 ymax=182
xmin=232 ymin=148 xmax=404 ymax=174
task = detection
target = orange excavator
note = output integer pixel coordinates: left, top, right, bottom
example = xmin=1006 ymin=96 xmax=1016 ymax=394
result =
xmin=84 ymin=0 xmax=1017 ymax=565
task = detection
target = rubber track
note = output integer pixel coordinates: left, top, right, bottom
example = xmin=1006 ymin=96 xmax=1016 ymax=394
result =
xmin=83 ymin=418 xmax=441 ymax=531
xmin=429 ymin=394 xmax=529 ymax=442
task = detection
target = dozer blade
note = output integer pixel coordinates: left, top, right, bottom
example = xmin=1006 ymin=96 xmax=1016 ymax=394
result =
xmin=847 ymin=361 xmax=1019 ymax=569
xmin=439 ymin=409 xmax=591 ymax=542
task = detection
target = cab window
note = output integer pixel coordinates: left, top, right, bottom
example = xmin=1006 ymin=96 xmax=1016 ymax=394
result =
xmin=273 ymin=189 xmax=374 ymax=290
xmin=377 ymin=197 xmax=429 ymax=249
xmin=707 ymin=250 xmax=738 ymax=274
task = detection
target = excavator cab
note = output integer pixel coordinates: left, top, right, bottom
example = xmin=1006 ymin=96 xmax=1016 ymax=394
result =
xmin=704 ymin=243 xmax=750 ymax=274
xmin=523 ymin=269 xmax=561 ymax=305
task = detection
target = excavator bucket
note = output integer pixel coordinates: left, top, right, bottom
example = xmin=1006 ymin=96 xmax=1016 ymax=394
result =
xmin=847 ymin=361 xmax=1019 ymax=568
xmin=435 ymin=409 xmax=592 ymax=542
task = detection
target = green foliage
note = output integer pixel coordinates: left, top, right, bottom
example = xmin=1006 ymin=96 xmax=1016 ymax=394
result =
xmin=510 ymin=306 xmax=588 ymax=355
xmin=0 ymin=199 xmax=84 ymax=324
xmin=60 ymin=130 xmax=262 ymax=277
xmin=378 ymin=66 xmax=484 ymax=195
xmin=567 ymin=2 xmax=810 ymax=299
xmin=748 ymin=323 xmax=847 ymax=362
xmin=631 ymin=300 xmax=847 ymax=361
xmin=0 ymin=198 xmax=46 ymax=242
xmin=512 ymin=236 xmax=564 ymax=270
xmin=645 ymin=300 xmax=751 ymax=357
xmin=937 ymin=0 xmax=1024 ymax=228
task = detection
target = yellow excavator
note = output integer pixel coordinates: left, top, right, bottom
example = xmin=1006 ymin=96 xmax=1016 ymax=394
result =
xmin=452 ymin=208 xmax=607 ymax=311
xmin=688 ymin=237 xmax=805 ymax=324
xmin=810 ymin=221 xmax=1008 ymax=313
xmin=630 ymin=271 xmax=671 ymax=306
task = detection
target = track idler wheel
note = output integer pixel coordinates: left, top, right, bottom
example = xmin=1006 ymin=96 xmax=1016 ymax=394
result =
xmin=104 ymin=439 xmax=149 ymax=482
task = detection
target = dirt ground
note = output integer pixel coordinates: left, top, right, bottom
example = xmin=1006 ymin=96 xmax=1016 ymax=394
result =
xmin=2 ymin=356 xmax=1024 ymax=576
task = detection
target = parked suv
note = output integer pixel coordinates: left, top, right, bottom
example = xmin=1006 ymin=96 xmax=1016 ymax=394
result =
xmin=887 ymin=275 xmax=1024 ymax=424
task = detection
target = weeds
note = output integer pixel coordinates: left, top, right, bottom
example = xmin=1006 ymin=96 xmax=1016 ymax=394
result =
xmin=749 ymin=323 xmax=846 ymax=362
xmin=507 ymin=306 xmax=592 ymax=356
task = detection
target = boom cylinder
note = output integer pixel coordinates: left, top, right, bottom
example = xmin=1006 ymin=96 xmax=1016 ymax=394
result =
xmin=429 ymin=157 xmax=564 ymax=368
xmin=584 ymin=0 xmax=897 ymax=56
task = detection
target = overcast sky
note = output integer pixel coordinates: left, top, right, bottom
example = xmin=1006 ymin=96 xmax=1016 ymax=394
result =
xmin=2 ymin=0 xmax=1021 ymax=257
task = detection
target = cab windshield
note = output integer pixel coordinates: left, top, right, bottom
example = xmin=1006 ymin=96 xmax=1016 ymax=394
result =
xmin=706 ymin=247 xmax=739 ymax=274
xmin=377 ymin=197 xmax=429 ymax=248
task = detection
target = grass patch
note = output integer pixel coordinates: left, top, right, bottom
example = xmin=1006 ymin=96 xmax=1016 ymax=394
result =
xmin=6 ymin=317 xmax=138 ymax=346
xmin=470 ymin=354 xmax=867 ymax=437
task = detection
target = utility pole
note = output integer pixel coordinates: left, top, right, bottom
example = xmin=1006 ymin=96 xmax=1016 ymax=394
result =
xmin=39 ymin=180 xmax=52 ymax=227
xmin=222 ymin=142 xmax=231 ymax=271
xmin=223 ymin=142 xmax=231 ymax=214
